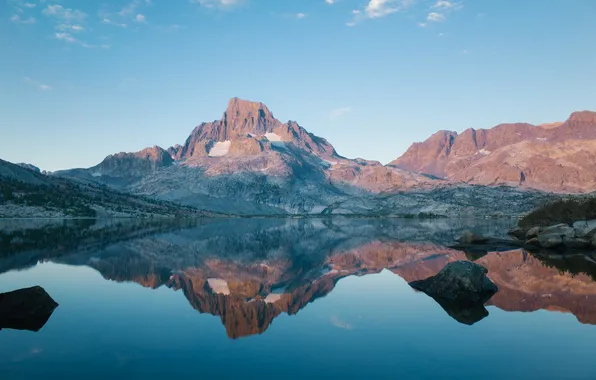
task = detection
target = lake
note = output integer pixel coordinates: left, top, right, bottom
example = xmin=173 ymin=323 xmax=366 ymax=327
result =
xmin=1 ymin=218 xmax=595 ymax=380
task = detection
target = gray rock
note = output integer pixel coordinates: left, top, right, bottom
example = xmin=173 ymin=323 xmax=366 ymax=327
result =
xmin=409 ymin=261 xmax=498 ymax=304
xmin=526 ymin=226 xmax=542 ymax=239
xmin=573 ymin=220 xmax=596 ymax=238
xmin=541 ymin=224 xmax=575 ymax=239
xmin=457 ymin=230 xmax=489 ymax=244
xmin=0 ymin=286 xmax=59 ymax=332
xmin=537 ymin=233 xmax=564 ymax=248
xmin=508 ymin=226 xmax=526 ymax=240
xmin=592 ymin=235 xmax=596 ymax=248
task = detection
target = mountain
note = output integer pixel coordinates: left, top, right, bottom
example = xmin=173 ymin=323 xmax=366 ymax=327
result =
xmin=55 ymin=98 xmax=549 ymax=216
xmin=0 ymin=159 xmax=210 ymax=218
xmin=391 ymin=111 xmax=596 ymax=193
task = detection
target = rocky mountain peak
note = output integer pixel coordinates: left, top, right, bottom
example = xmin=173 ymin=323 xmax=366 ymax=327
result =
xmin=568 ymin=110 xmax=596 ymax=123
xmin=222 ymin=98 xmax=278 ymax=138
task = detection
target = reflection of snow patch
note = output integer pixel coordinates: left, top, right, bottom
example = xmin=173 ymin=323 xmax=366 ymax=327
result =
xmin=92 ymin=172 xmax=102 ymax=177
xmin=478 ymin=149 xmax=491 ymax=155
xmin=207 ymin=278 xmax=230 ymax=295
xmin=264 ymin=293 xmax=282 ymax=304
xmin=209 ymin=141 xmax=231 ymax=157
xmin=264 ymin=132 xmax=283 ymax=142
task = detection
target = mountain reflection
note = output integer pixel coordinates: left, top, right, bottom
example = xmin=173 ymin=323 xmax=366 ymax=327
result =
xmin=1 ymin=218 xmax=596 ymax=338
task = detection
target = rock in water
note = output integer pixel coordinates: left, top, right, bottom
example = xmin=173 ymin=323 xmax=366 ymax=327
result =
xmin=456 ymin=231 xmax=489 ymax=245
xmin=409 ymin=261 xmax=498 ymax=304
xmin=0 ymin=286 xmax=59 ymax=332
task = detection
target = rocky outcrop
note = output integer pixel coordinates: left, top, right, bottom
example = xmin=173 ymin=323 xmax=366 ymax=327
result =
xmin=0 ymin=286 xmax=58 ymax=332
xmin=391 ymin=111 xmax=596 ymax=193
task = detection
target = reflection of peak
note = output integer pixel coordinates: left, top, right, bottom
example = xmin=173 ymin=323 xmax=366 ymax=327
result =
xmin=168 ymin=272 xmax=337 ymax=339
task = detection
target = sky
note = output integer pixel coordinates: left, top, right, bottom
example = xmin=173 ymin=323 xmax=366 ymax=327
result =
xmin=1 ymin=0 xmax=595 ymax=171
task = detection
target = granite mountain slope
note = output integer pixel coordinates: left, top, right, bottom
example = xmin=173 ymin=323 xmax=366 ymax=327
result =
xmin=55 ymin=98 xmax=548 ymax=216
xmin=391 ymin=111 xmax=596 ymax=193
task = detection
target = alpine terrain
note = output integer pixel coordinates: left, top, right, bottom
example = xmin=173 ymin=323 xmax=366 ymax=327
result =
xmin=52 ymin=98 xmax=550 ymax=217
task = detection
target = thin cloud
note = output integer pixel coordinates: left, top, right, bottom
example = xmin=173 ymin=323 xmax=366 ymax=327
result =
xmin=10 ymin=14 xmax=36 ymax=24
xmin=102 ymin=18 xmax=128 ymax=28
xmin=24 ymin=77 xmax=51 ymax=91
xmin=43 ymin=5 xmax=87 ymax=23
xmin=190 ymin=0 xmax=244 ymax=9
xmin=135 ymin=14 xmax=146 ymax=23
xmin=296 ymin=13 xmax=307 ymax=19
xmin=118 ymin=0 xmax=142 ymax=16
xmin=432 ymin=0 xmax=462 ymax=10
xmin=427 ymin=12 xmax=445 ymax=22
xmin=348 ymin=0 xmax=416 ymax=26
xmin=330 ymin=107 xmax=352 ymax=120
xmin=57 ymin=24 xmax=84 ymax=32
xmin=325 ymin=0 xmax=337 ymax=4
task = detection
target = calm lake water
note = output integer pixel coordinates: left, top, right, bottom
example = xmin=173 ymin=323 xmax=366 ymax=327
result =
xmin=1 ymin=218 xmax=595 ymax=380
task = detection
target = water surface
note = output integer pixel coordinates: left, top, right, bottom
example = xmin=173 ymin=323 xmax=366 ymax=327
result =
xmin=1 ymin=218 xmax=595 ymax=379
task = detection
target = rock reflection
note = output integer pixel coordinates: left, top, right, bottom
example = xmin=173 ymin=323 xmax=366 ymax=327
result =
xmin=0 ymin=286 xmax=58 ymax=332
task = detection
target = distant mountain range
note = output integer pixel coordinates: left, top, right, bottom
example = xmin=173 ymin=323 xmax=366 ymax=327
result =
xmin=3 ymin=97 xmax=594 ymax=217
xmin=391 ymin=111 xmax=596 ymax=192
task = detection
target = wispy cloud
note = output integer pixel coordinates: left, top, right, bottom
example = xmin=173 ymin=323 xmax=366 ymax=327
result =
xmin=432 ymin=0 xmax=461 ymax=10
xmin=190 ymin=0 xmax=244 ymax=9
xmin=325 ymin=0 xmax=337 ymax=4
xmin=24 ymin=77 xmax=51 ymax=91
xmin=348 ymin=0 xmax=417 ymax=26
xmin=427 ymin=12 xmax=444 ymax=22
xmin=135 ymin=14 xmax=147 ymax=23
xmin=330 ymin=107 xmax=352 ymax=120
xmin=10 ymin=14 xmax=36 ymax=24
xmin=43 ymin=5 xmax=87 ymax=23
xmin=102 ymin=18 xmax=128 ymax=28
xmin=57 ymin=24 xmax=84 ymax=32
xmin=296 ymin=13 xmax=307 ymax=19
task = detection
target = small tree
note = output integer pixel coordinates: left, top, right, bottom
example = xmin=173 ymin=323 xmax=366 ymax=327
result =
xmin=1 ymin=186 xmax=13 ymax=201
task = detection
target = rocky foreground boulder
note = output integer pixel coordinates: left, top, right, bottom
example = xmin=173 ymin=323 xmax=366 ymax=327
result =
xmin=409 ymin=261 xmax=498 ymax=325
xmin=0 ymin=286 xmax=58 ymax=332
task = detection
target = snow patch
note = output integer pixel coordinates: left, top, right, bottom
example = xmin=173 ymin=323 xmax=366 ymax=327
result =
xmin=478 ymin=149 xmax=491 ymax=155
xmin=264 ymin=132 xmax=283 ymax=142
xmin=91 ymin=172 xmax=102 ymax=177
xmin=536 ymin=137 xmax=547 ymax=142
xmin=208 ymin=141 xmax=231 ymax=157
xmin=264 ymin=293 xmax=282 ymax=304
xmin=207 ymin=278 xmax=230 ymax=295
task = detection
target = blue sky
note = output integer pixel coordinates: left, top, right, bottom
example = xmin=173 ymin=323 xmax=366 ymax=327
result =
xmin=1 ymin=0 xmax=595 ymax=171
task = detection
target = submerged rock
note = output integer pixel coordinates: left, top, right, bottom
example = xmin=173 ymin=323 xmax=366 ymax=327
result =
xmin=0 ymin=286 xmax=59 ymax=332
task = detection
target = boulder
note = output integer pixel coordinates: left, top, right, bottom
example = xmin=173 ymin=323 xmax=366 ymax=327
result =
xmin=536 ymin=233 xmax=564 ymax=248
xmin=592 ymin=235 xmax=596 ymax=248
xmin=409 ymin=261 xmax=498 ymax=304
xmin=0 ymin=286 xmax=59 ymax=332
xmin=526 ymin=227 xmax=542 ymax=239
xmin=525 ymin=238 xmax=540 ymax=246
xmin=573 ymin=220 xmax=596 ymax=238
xmin=456 ymin=231 xmax=489 ymax=245
xmin=540 ymin=224 xmax=575 ymax=239
xmin=508 ymin=226 xmax=526 ymax=240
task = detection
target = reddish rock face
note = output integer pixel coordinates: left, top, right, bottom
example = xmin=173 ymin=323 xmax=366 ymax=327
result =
xmin=391 ymin=111 xmax=596 ymax=192
xmin=173 ymin=98 xmax=337 ymax=161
